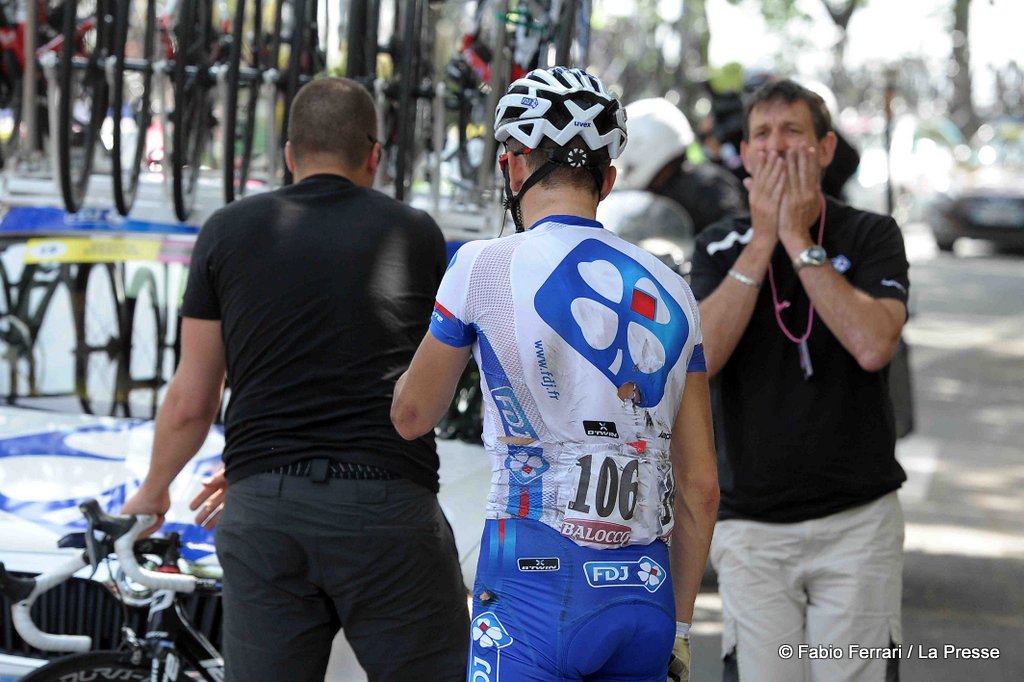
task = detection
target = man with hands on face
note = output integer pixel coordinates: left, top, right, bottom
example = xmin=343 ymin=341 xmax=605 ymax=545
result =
xmin=689 ymin=79 xmax=910 ymax=682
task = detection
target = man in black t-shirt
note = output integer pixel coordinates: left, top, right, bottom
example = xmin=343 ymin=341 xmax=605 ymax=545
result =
xmin=122 ymin=78 xmax=469 ymax=681
xmin=689 ymin=80 xmax=909 ymax=682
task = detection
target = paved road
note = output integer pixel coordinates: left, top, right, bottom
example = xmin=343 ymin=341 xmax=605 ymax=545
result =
xmin=690 ymin=227 xmax=1024 ymax=681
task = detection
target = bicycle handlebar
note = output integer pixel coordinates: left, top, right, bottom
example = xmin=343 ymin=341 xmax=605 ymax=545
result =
xmin=3 ymin=501 xmax=201 ymax=652
xmin=8 ymin=554 xmax=93 ymax=653
xmin=113 ymin=514 xmax=196 ymax=594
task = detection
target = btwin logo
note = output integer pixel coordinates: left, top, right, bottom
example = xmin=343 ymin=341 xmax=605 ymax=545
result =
xmin=518 ymin=557 xmax=560 ymax=572
xmin=584 ymin=556 xmax=667 ymax=593
xmin=583 ymin=420 xmax=619 ymax=439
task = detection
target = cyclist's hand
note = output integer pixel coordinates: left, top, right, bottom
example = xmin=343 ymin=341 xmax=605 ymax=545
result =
xmin=190 ymin=467 xmax=227 ymax=530
xmin=667 ymin=635 xmax=690 ymax=682
xmin=121 ymin=487 xmax=171 ymax=538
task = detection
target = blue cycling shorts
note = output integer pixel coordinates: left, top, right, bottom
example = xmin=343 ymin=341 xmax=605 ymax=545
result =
xmin=467 ymin=518 xmax=675 ymax=682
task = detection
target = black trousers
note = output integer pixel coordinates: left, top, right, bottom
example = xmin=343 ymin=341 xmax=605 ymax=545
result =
xmin=216 ymin=471 xmax=469 ymax=682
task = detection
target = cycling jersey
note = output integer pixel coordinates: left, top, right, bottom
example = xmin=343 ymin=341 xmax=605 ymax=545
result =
xmin=430 ymin=215 xmax=706 ymax=549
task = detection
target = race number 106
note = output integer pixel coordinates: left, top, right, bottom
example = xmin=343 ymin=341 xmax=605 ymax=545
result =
xmin=568 ymin=454 xmax=639 ymax=521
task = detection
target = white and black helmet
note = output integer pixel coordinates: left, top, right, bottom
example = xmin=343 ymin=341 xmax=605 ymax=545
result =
xmin=494 ymin=67 xmax=627 ymax=162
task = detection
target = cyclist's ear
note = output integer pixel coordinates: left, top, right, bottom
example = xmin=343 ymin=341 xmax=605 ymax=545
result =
xmin=284 ymin=142 xmax=296 ymax=175
xmin=367 ymin=141 xmax=381 ymax=177
xmin=599 ymin=165 xmax=617 ymax=201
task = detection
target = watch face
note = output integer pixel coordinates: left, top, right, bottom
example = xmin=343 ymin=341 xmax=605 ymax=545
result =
xmin=805 ymin=246 xmax=827 ymax=264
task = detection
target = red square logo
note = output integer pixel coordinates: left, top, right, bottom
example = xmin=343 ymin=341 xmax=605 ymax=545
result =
xmin=630 ymin=288 xmax=656 ymax=320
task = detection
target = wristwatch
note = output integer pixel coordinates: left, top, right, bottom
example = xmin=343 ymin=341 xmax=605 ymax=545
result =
xmin=793 ymin=246 xmax=828 ymax=272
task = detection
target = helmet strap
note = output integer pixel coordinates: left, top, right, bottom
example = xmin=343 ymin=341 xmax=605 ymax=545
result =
xmin=502 ymin=160 xmax=559 ymax=233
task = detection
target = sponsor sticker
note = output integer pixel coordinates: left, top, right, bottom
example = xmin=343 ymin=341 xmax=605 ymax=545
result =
xmin=583 ymin=420 xmax=619 ymax=439
xmin=517 ymin=557 xmax=560 ymax=572
xmin=560 ymin=518 xmax=632 ymax=546
xmin=583 ymin=556 xmax=667 ymax=593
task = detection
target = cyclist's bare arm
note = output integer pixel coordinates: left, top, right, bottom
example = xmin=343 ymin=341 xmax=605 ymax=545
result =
xmin=122 ymin=318 xmax=226 ymax=533
xmin=392 ymin=333 xmax=472 ymax=440
xmin=669 ymin=370 xmax=719 ymax=625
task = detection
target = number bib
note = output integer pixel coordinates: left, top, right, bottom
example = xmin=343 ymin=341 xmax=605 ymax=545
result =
xmin=559 ymin=451 xmax=672 ymax=548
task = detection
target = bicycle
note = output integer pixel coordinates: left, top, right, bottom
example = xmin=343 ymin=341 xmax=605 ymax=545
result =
xmin=0 ymin=245 xmax=75 ymax=406
xmin=0 ymin=498 xmax=224 ymax=681
xmin=443 ymin=0 xmax=592 ymax=190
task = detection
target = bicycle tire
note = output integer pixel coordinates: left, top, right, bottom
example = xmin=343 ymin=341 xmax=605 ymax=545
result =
xmin=0 ymin=259 xmax=23 ymax=402
xmin=171 ymin=0 xmax=214 ymax=221
xmin=111 ymin=0 xmax=156 ymax=215
xmin=73 ymin=262 xmax=125 ymax=416
xmin=392 ymin=0 xmax=424 ymax=202
xmin=345 ymin=0 xmax=379 ymax=79
xmin=223 ymin=0 xmax=264 ymax=203
xmin=57 ymin=0 xmax=114 ymax=213
xmin=20 ymin=650 xmax=149 ymax=682
xmin=554 ymin=0 xmax=590 ymax=67
xmin=278 ymin=0 xmax=310 ymax=186
xmin=124 ymin=267 xmax=164 ymax=419
xmin=0 ymin=50 xmax=22 ymax=167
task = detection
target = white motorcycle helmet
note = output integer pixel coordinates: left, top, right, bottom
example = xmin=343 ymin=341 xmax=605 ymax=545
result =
xmin=615 ymin=98 xmax=695 ymax=191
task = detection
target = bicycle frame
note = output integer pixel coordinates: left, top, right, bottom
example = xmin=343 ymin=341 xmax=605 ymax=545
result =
xmin=1 ymin=500 xmax=225 ymax=681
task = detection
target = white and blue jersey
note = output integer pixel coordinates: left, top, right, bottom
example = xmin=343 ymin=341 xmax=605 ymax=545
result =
xmin=431 ymin=215 xmax=706 ymax=550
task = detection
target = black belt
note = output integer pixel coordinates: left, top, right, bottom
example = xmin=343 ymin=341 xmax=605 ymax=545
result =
xmin=265 ymin=458 xmax=399 ymax=482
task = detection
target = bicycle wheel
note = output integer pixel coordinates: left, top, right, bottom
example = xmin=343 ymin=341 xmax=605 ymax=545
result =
xmin=0 ymin=259 xmax=26 ymax=402
xmin=392 ymin=0 xmax=432 ymax=202
xmin=554 ymin=0 xmax=590 ymax=67
xmin=345 ymin=0 xmax=379 ymax=79
xmin=20 ymin=650 xmax=149 ymax=682
xmin=171 ymin=0 xmax=215 ymax=221
xmin=0 ymin=50 xmax=22 ymax=168
xmin=223 ymin=0 xmax=265 ymax=203
xmin=278 ymin=0 xmax=311 ymax=186
xmin=124 ymin=267 xmax=164 ymax=418
xmin=57 ymin=0 xmax=114 ymax=213
xmin=73 ymin=263 xmax=125 ymax=416
xmin=111 ymin=0 xmax=157 ymax=215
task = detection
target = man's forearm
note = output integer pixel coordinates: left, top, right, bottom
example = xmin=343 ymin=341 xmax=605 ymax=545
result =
xmin=698 ymin=237 xmax=774 ymax=376
xmin=670 ymin=479 xmax=719 ymax=623
xmin=139 ymin=383 xmax=220 ymax=495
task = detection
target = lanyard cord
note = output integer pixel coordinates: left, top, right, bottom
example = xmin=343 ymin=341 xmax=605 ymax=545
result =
xmin=767 ymin=194 xmax=826 ymax=344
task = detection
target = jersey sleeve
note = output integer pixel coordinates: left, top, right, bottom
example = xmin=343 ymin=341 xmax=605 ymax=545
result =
xmin=681 ymin=281 xmax=707 ymax=372
xmin=688 ymin=224 xmax=737 ymax=301
xmin=429 ymin=241 xmax=483 ymax=347
xmin=180 ymin=214 xmax=222 ymax=320
xmin=850 ymin=215 xmax=910 ymax=307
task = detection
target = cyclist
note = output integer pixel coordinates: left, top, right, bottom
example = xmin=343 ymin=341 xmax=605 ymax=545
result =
xmin=122 ymin=77 xmax=469 ymax=682
xmin=615 ymin=97 xmax=746 ymax=235
xmin=391 ymin=66 xmax=719 ymax=682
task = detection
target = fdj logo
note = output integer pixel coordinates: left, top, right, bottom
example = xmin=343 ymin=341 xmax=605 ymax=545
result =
xmin=491 ymin=387 xmax=535 ymax=440
xmin=471 ymin=612 xmax=513 ymax=682
xmin=584 ymin=556 xmax=667 ymax=593
xmin=520 ymin=96 xmax=539 ymax=108
xmin=534 ymin=239 xmax=688 ymax=407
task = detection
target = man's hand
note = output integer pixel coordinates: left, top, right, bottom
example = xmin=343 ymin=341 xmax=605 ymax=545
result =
xmin=667 ymin=635 xmax=691 ymax=682
xmin=742 ymin=150 xmax=786 ymax=248
xmin=779 ymin=145 xmax=824 ymax=252
xmin=121 ymin=485 xmax=172 ymax=539
xmin=189 ymin=467 xmax=227 ymax=530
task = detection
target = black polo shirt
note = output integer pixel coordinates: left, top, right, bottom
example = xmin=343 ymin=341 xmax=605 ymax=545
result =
xmin=690 ymin=197 xmax=909 ymax=523
xmin=182 ymin=174 xmax=448 ymax=490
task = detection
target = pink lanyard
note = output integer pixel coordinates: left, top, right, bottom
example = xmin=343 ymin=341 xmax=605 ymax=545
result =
xmin=766 ymin=194 xmax=826 ymax=380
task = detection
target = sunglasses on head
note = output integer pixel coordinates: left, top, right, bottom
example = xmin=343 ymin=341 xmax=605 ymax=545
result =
xmin=498 ymin=147 xmax=533 ymax=172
